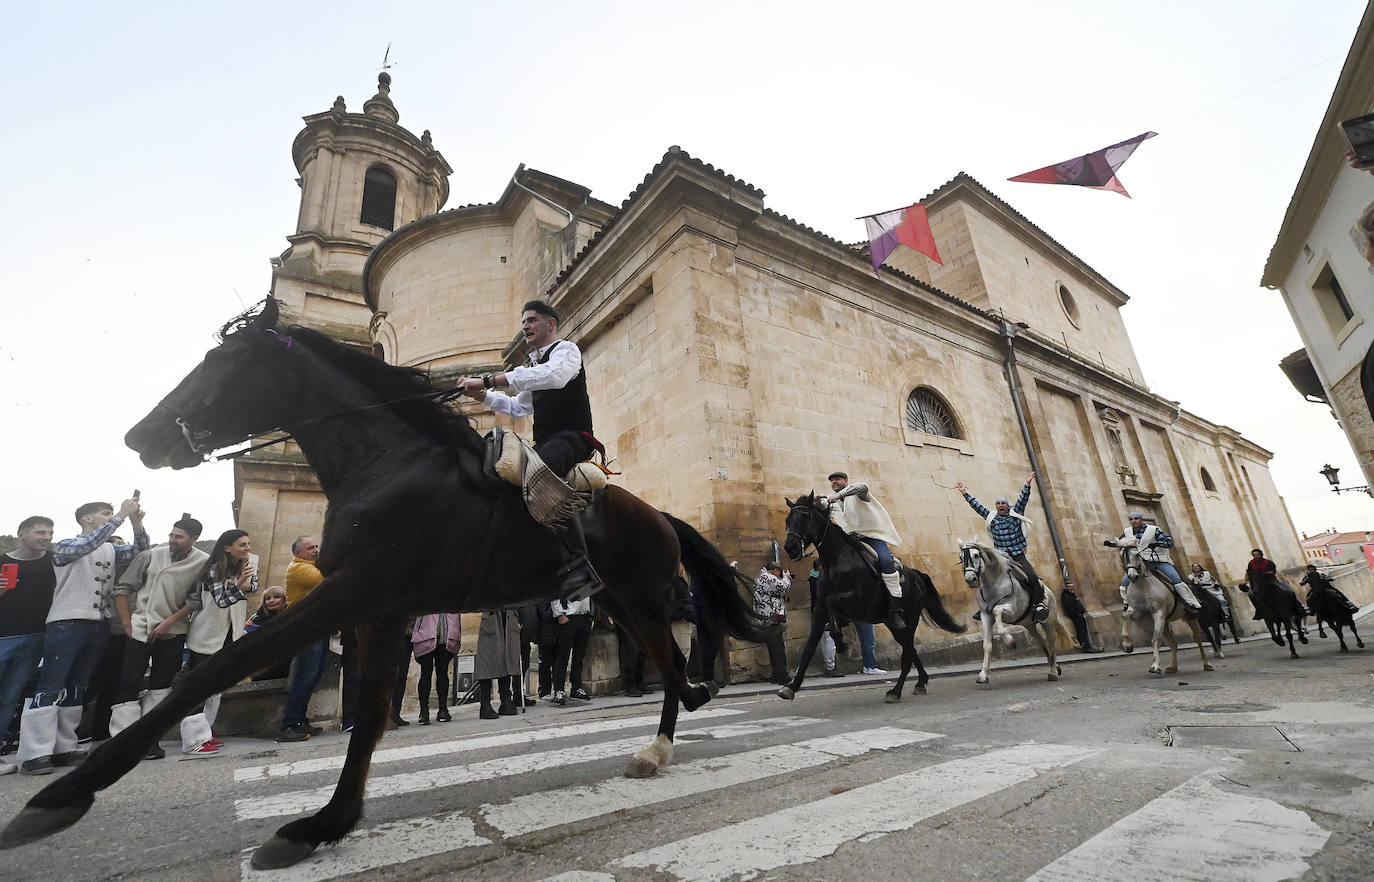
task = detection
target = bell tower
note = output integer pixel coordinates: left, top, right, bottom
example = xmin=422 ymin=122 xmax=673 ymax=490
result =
xmin=270 ymin=72 xmax=452 ymax=340
xmin=236 ymin=74 xmax=452 ymax=587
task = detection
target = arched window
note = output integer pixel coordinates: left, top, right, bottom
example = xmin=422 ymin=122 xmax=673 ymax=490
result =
xmin=905 ymin=387 xmax=962 ymax=439
xmin=360 ymin=166 xmax=397 ymax=230
xmin=1200 ymin=467 xmax=1216 ymax=492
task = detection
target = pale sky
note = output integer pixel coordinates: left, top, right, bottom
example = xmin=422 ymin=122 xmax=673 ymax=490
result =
xmin=3 ymin=0 xmax=1370 ymax=545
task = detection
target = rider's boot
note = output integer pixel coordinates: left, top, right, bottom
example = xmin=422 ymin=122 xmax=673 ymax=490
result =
xmin=1174 ymin=583 xmax=1202 ymax=616
xmin=881 ymin=571 xmax=907 ymax=631
xmin=555 ymin=516 xmax=602 ymax=602
xmin=1028 ymin=582 xmax=1050 ymax=624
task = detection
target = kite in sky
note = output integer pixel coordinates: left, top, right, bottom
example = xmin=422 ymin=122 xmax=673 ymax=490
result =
xmin=1008 ymin=131 xmax=1157 ymax=197
xmin=862 ymin=202 xmax=943 ymax=274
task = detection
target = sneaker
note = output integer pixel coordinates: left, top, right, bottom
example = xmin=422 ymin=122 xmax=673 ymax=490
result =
xmin=0 ymin=762 xmax=15 ymax=776
xmin=276 ymin=726 xmax=310 ymax=743
xmin=823 ymin=667 xmax=846 ymax=678
xmin=523 ymin=696 xmax=539 ymax=706
xmin=183 ymin=742 xmax=219 ymax=758
xmin=553 ymin=690 xmax=567 ymax=706
xmin=570 ymin=688 xmax=591 ymax=701
xmin=19 ymin=757 xmax=53 ymax=776
xmin=624 ymin=687 xmax=643 ymax=697
xmin=144 ymin=744 xmax=166 ymax=760
xmin=861 ymin=667 xmax=887 ymax=675
xmin=304 ymin=723 xmax=324 ymax=736
xmin=206 ymin=736 xmax=224 ymax=748
xmin=52 ymin=750 xmax=88 ymax=767
xmin=77 ymin=734 xmax=94 ymax=745
xmin=341 ymin=723 xmax=355 ymax=733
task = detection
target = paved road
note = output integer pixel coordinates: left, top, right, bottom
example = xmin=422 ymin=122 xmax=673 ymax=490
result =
xmin=1 ymin=625 xmax=1371 ymax=881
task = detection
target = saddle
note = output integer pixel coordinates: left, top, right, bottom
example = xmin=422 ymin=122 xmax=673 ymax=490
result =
xmin=852 ymin=538 xmax=903 ymax=574
xmin=483 ymin=426 xmax=608 ymax=529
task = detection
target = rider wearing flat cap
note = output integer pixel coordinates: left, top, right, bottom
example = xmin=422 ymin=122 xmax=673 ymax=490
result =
xmin=820 ymin=472 xmax=906 ymax=631
xmin=1104 ymin=512 xmax=1201 ymax=615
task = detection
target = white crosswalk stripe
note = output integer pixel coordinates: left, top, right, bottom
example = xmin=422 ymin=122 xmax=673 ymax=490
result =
xmin=235 ymin=715 xmax=820 ymax=821
xmin=608 ymin=743 xmax=1102 ymax=881
xmin=1024 ymin=773 xmax=1331 ymax=882
xmin=234 ymin=707 xmax=745 ymax=782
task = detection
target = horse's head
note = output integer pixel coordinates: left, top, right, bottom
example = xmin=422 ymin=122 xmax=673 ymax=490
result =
xmin=1118 ymin=545 xmax=1142 ymax=582
xmin=782 ymin=492 xmax=828 ymax=560
xmin=958 ymin=540 xmax=983 ymax=587
xmin=125 ymin=298 xmax=295 ymax=469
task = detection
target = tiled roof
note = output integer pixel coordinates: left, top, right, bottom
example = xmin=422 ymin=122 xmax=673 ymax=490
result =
xmin=1308 ymin=530 xmax=1374 ymax=547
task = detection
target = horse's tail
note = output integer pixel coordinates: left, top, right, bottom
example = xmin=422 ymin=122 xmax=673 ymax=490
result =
xmin=909 ymin=568 xmax=966 ymax=634
xmin=661 ymin=512 xmax=772 ymax=643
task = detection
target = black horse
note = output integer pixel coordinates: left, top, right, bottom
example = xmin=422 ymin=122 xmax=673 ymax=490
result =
xmin=1243 ymin=572 xmax=1309 ymax=659
xmin=780 ymin=493 xmax=964 ymax=703
xmin=1191 ymin=584 xmax=1232 ymax=659
xmin=1305 ymin=579 xmax=1365 ymax=652
xmin=0 ymin=299 xmax=768 ymax=868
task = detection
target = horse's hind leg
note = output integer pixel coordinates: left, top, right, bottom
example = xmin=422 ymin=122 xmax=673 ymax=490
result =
xmin=1149 ymin=613 xmax=1166 ymax=675
xmin=886 ymin=631 xmax=914 ymax=703
xmin=252 ymin=618 xmax=406 ymax=869
xmin=1350 ymin=619 xmax=1365 ymax=649
xmin=1334 ymin=622 xmax=1349 ymax=652
xmin=1185 ymin=621 xmax=1214 ymax=672
xmin=1031 ymin=624 xmax=1060 ymax=681
xmin=625 ymin=618 xmax=689 ymax=779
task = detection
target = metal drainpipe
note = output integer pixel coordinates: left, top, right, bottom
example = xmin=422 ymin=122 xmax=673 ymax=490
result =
xmin=1000 ymin=321 xmax=1074 ymax=589
xmin=510 ymin=163 xmax=574 ymax=227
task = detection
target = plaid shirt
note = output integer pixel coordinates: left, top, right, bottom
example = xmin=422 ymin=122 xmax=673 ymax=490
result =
xmin=963 ymin=484 xmax=1032 ymax=556
xmin=52 ymin=517 xmax=149 ymax=567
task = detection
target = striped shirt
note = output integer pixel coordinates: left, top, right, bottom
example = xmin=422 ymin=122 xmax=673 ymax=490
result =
xmin=963 ymin=484 xmax=1032 ymax=556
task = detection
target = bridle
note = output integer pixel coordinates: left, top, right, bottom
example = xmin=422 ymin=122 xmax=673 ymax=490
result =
xmin=960 ymin=544 xmax=984 ymax=587
xmin=785 ymin=501 xmax=828 ymax=554
xmin=1119 ymin=546 xmax=1141 ymax=582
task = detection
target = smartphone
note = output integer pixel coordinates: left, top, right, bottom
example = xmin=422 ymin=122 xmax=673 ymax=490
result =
xmin=0 ymin=563 xmax=17 ymax=592
xmin=133 ymin=489 xmax=141 ymax=500
xmin=1340 ymin=112 xmax=1374 ymax=169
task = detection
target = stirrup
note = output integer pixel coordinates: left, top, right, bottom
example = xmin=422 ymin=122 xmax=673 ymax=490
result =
xmin=1032 ymin=603 xmax=1050 ymax=624
xmin=558 ymin=556 xmax=604 ymax=603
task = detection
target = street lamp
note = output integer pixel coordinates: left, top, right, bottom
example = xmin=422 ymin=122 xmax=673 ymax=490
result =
xmin=1319 ymin=463 xmax=1372 ymax=495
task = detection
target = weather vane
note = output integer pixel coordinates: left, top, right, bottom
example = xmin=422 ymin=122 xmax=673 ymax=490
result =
xmin=380 ymin=43 xmax=397 ymax=72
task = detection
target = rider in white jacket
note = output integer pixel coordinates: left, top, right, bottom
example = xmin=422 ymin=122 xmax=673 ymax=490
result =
xmin=821 ymin=472 xmax=906 ymax=631
xmin=1105 ymin=512 xmax=1201 ymax=614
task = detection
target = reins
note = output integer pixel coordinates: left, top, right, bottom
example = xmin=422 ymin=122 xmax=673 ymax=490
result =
xmin=203 ymin=388 xmax=465 ymax=462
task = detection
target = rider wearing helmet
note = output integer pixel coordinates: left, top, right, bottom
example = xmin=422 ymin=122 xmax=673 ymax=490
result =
xmin=1104 ymin=512 xmax=1201 ymax=615
xmin=820 ymin=472 xmax=906 ymax=631
xmin=955 ymin=471 xmax=1049 ymax=624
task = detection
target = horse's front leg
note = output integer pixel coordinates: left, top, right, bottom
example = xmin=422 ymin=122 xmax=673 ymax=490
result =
xmin=1149 ymin=611 xmax=1166 ymax=675
xmin=976 ymin=611 xmax=995 ymax=684
xmin=778 ymin=614 xmax=825 ymax=700
xmin=1183 ymin=620 xmax=1213 ymax=672
xmin=1333 ymin=622 xmax=1349 ymax=652
xmin=1119 ymin=588 xmax=1135 ymax=654
xmin=886 ymin=631 xmax=915 ymax=703
xmin=1285 ymin=621 xmax=1300 ymax=659
xmin=1 ymin=596 xmax=341 ymax=850
xmin=1350 ymin=619 xmax=1365 ymax=649
xmin=252 ymin=617 xmax=406 ymax=869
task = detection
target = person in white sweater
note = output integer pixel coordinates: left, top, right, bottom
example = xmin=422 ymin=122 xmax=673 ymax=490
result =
xmin=820 ymin=472 xmax=906 ymax=631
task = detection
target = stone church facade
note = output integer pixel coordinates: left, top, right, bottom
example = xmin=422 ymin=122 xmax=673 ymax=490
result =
xmin=239 ymin=74 xmax=1303 ymax=680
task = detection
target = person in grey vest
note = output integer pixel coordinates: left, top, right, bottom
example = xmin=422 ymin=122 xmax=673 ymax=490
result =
xmin=956 ymin=472 xmax=1049 ymax=623
xmin=1105 ymin=512 xmax=1201 ymax=614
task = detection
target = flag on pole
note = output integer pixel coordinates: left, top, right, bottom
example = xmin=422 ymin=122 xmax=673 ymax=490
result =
xmin=862 ymin=202 xmax=943 ymax=274
xmin=1008 ymin=131 xmax=1157 ymax=197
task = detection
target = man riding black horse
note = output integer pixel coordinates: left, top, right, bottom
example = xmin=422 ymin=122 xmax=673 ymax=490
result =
xmin=455 ymin=300 xmax=600 ymax=600
xmin=818 ymin=472 xmax=905 ymax=631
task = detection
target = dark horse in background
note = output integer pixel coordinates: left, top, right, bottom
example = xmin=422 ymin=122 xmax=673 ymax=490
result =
xmin=0 ymin=299 xmax=769 ymax=869
xmin=1305 ymin=577 xmax=1365 ymax=652
xmin=1242 ymin=572 xmax=1309 ymax=659
xmin=780 ymin=493 xmax=964 ymax=703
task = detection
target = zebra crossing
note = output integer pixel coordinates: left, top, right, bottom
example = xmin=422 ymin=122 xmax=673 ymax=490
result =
xmin=234 ymin=708 xmax=1333 ymax=882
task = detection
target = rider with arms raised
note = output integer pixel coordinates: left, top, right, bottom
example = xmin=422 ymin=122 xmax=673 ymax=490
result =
xmin=955 ymin=471 xmax=1049 ymax=623
xmin=1104 ymin=512 xmax=1201 ymax=615
xmin=819 ymin=471 xmax=906 ymax=631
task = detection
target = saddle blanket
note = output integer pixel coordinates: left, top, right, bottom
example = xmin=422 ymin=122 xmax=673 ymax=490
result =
xmin=485 ymin=426 xmax=606 ymax=529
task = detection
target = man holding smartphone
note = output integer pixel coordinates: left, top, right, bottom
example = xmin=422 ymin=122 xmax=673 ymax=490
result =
xmin=0 ymin=516 xmax=56 ymax=774
xmin=16 ymin=495 xmax=148 ymax=775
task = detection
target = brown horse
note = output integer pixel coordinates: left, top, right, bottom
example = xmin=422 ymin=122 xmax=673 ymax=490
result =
xmin=0 ymin=299 xmax=767 ymax=869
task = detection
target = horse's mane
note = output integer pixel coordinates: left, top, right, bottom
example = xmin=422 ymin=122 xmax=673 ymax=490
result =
xmin=969 ymin=541 xmax=1013 ymax=582
xmin=279 ymin=324 xmax=485 ymax=455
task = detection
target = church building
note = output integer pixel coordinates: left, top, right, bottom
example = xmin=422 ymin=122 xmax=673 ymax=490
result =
xmin=239 ymin=73 xmax=1304 ymax=679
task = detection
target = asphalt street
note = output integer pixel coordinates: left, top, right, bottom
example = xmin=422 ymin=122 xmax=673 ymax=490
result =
xmin=0 ymin=619 xmax=1371 ymax=882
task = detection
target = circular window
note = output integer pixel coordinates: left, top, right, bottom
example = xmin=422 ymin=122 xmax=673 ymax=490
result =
xmin=905 ymin=388 xmax=962 ymax=439
xmin=1057 ymin=282 xmax=1081 ymax=327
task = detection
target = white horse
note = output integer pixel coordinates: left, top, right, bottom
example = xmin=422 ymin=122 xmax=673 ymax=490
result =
xmin=1116 ymin=545 xmax=1214 ymax=676
xmin=959 ymin=540 xmax=1067 ymax=684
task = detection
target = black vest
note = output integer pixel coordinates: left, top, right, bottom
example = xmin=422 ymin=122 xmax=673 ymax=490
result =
xmin=531 ymin=340 xmax=593 ymax=446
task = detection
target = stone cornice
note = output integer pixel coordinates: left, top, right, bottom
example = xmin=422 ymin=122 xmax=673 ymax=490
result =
xmin=292 ymin=109 xmax=453 ymax=203
xmin=1261 ymin=4 xmax=1374 ymax=287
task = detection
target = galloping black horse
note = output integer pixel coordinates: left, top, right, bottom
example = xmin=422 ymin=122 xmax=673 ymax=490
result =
xmin=780 ymin=493 xmax=964 ymax=703
xmin=1244 ymin=572 xmax=1309 ymax=659
xmin=1305 ymin=578 xmax=1365 ymax=652
xmin=0 ymin=299 xmax=767 ymax=868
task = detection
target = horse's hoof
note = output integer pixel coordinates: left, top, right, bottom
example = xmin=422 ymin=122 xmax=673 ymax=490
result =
xmin=1214 ymin=650 xmax=1225 ymax=659
xmin=1047 ymin=673 xmax=1058 ymax=682
xmin=250 ymin=836 xmax=318 ymax=870
xmin=1203 ymin=663 xmax=1215 ymax=671
xmin=913 ymin=685 xmax=927 ymax=695
xmin=884 ymin=692 xmax=900 ymax=704
xmin=0 ymin=801 xmax=92 ymax=849
xmin=1298 ymin=635 xmax=1309 ymax=644
xmin=624 ymin=756 xmax=661 ymax=778
xmin=776 ymin=686 xmax=795 ymax=700
xmin=975 ymin=675 xmax=989 ymax=685
xmin=1165 ymin=666 xmax=1178 ymax=675
xmin=1290 ymin=651 xmax=1300 ymax=659
xmin=1340 ymin=646 xmax=1349 ymax=653
xmin=1121 ymin=642 xmax=1134 ymax=654
xmin=1319 ymin=632 xmax=1328 ymax=639
xmin=1358 ymin=640 xmax=1366 ymax=648
xmin=703 ymin=679 xmax=721 ymax=698
xmin=1272 ymin=637 xmax=1285 ymax=646
xmin=1149 ymin=665 xmax=1162 ymax=676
